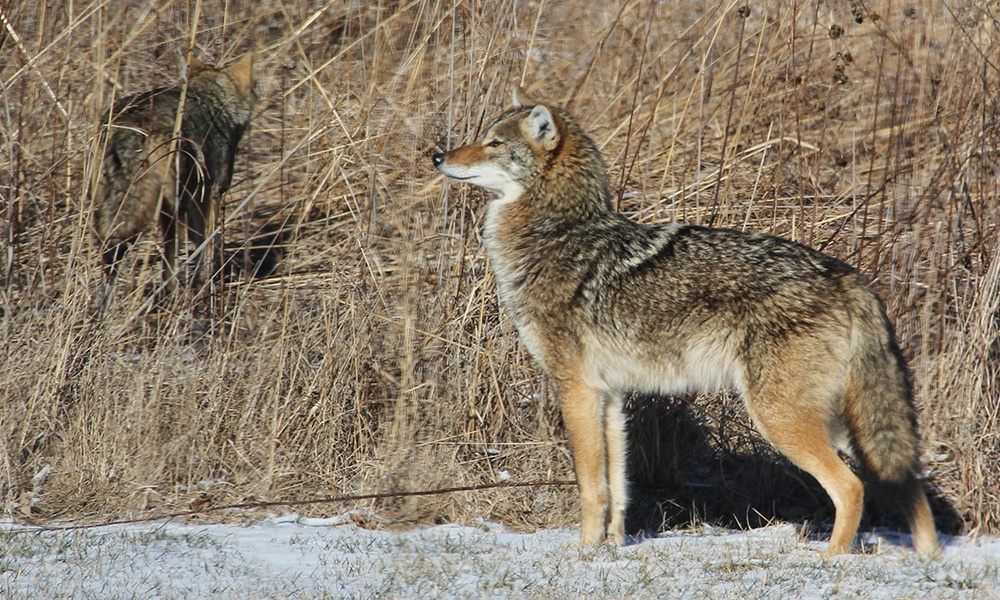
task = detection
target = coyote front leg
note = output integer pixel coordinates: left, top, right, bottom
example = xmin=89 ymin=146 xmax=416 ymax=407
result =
xmin=559 ymin=376 xmax=616 ymax=545
xmin=603 ymin=391 xmax=628 ymax=545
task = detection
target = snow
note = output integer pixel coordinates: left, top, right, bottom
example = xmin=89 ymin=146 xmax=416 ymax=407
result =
xmin=2 ymin=517 xmax=998 ymax=598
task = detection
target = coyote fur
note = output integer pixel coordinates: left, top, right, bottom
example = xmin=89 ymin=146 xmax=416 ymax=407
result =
xmin=432 ymin=87 xmax=938 ymax=555
xmin=92 ymin=53 xmax=253 ymax=290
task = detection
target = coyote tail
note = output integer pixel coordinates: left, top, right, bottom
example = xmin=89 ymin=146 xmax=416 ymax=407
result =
xmin=845 ymin=293 xmax=920 ymax=485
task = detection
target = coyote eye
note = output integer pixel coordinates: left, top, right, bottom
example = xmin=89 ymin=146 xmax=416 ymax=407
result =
xmin=486 ymin=140 xmax=503 ymax=148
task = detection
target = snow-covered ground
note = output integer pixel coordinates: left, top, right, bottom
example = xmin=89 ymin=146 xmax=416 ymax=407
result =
xmin=2 ymin=515 xmax=998 ymax=598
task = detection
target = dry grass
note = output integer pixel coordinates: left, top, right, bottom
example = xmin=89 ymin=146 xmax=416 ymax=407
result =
xmin=1 ymin=0 xmax=997 ymax=538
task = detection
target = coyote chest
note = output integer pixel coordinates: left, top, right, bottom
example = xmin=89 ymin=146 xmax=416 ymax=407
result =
xmin=481 ymin=199 xmax=559 ymax=370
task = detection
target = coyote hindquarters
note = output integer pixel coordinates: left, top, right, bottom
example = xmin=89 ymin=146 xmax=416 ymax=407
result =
xmin=92 ymin=53 xmax=253 ymax=292
xmin=432 ymin=87 xmax=938 ymax=556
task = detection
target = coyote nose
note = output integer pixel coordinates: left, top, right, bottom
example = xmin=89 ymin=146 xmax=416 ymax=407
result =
xmin=432 ymin=153 xmax=444 ymax=166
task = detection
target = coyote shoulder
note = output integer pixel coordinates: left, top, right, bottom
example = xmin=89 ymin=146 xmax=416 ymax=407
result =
xmin=92 ymin=53 xmax=253 ymax=291
xmin=433 ymin=87 xmax=938 ymax=555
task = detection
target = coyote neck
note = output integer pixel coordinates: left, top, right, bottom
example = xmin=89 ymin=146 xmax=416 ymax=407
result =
xmin=482 ymin=184 xmax=648 ymax=346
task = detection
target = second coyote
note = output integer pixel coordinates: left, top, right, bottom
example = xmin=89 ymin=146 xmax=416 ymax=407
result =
xmin=92 ymin=53 xmax=253 ymax=290
xmin=433 ymin=87 xmax=938 ymax=555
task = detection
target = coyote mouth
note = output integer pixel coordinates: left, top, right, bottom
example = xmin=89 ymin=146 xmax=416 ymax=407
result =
xmin=437 ymin=167 xmax=473 ymax=181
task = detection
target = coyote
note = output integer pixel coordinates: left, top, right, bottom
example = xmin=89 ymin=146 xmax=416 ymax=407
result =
xmin=433 ymin=87 xmax=938 ymax=555
xmin=92 ymin=53 xmax=253 ymax=290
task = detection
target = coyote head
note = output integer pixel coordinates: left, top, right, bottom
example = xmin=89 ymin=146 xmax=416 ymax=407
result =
xmin=433 ymin=87 xmax=611 ymax=215
xmin=432 ymin=87 xmax=569 ymax=203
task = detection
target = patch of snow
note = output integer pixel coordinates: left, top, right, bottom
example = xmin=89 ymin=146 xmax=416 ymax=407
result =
xmin=1 ymin=520 xmax=997 ymax=598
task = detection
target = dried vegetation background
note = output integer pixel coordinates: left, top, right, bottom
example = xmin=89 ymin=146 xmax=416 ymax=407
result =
xmin=2 ymin=0 xmax=998 ymax=537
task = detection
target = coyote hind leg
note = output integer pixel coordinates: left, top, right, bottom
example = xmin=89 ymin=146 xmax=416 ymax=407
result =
xmin=750 ymin=401 xmax=864 ymax=556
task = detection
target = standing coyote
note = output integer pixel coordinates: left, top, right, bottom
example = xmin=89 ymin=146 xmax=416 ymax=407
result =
xmin=92 ymin=53 xmax=253 ymax=290
xmin=433 ymin=87 xmax=938 ymax=555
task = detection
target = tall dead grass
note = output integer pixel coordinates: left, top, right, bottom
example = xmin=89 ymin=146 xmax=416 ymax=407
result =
xmin=2 ymin=0 xmax=997 ymax=536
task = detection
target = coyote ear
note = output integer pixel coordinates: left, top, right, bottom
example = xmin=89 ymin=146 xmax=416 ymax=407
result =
xmin=526 ymin=104 xmax=560 ymax=151
xmin=226 ymin=53 xmax=254 ymax=92
xmin=187 ymin=55 xmax=207 ymax=73
xmin=181 ymin=53 xmax=208 ymax=79
xmin=512 ymin=85 xmax=537 ymax=109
